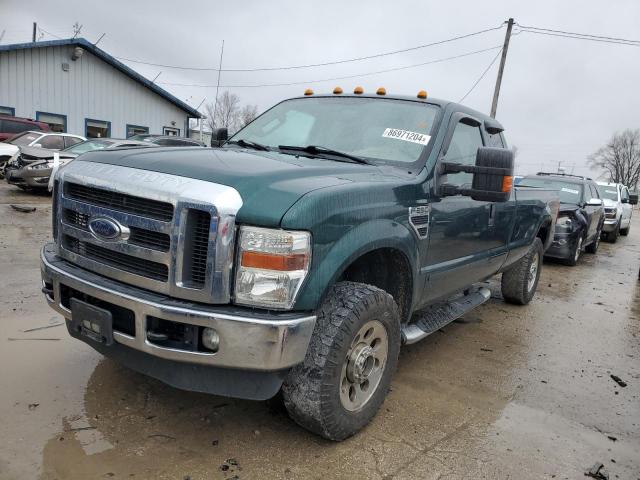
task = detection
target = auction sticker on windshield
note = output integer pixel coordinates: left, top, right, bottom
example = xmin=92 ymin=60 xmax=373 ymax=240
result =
xmin=561 ymin=187 xmax=580 ymax=195
xmin=382 ymin=128 xmax=430 ymax=145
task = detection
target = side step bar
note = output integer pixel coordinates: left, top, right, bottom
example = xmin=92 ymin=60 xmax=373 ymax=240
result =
xmin=401 ymin=286 xmax=491 ymax=345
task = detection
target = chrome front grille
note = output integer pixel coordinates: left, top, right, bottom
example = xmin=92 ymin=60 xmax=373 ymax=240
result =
xmin=54 ymin=161 xmax=243 ymax=304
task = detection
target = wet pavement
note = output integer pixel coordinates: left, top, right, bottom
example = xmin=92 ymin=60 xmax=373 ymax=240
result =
xmin=0 ymin=182 xmax=638 ymax=479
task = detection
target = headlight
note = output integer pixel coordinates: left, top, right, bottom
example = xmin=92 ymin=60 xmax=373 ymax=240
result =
xmin=28 ymin=161 xmax=53 ymax=170
xmin=555 ymin=215 xmax=574 ymax=233
xmin=605 ymin=208 xmax=617 ymax=219
xmin=234 ymin=226 xmax=311 ymax=309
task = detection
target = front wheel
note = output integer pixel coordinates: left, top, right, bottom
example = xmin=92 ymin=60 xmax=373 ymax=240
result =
xmin=620 ymin=223 xmax=630 ymax=236
xmin=585 ymin=227 xmax=601 ymax=253
xmin=563 ymin=234 xmax=583 ymax=266
xmin=282 ymin=282 xmax=400 ymax=441
xmin=501 ymin=237 xmax=543 ymax=305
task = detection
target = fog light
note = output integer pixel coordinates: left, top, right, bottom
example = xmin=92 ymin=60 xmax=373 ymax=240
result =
xmin=201 ymin=327 xmax=219 ymax=352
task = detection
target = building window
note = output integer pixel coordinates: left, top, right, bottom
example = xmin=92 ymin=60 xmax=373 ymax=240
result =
xmin=126 ymin=124 xmax=149 ymax=138
xmin=0 ymin=106 xmax=15 ymax=116
xmin=36 ymin=111 xmax=67 ymax=132
xmin=163 ymin=126 xmax=180 ymax=136
xmin=85 ymin=119 xmax=111 ymax=138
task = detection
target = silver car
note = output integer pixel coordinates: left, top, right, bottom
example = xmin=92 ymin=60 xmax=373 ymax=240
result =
xmin=5 ymin=138 xmax=153 ymax=190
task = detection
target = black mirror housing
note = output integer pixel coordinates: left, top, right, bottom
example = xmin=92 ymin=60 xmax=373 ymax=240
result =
xmin=630 ymin=193 xmax=639 ymax=205
xmin=438 ymin=147 xmax=515 ymax=202
xmin=210 ymin=128 xmax=228 ymax=147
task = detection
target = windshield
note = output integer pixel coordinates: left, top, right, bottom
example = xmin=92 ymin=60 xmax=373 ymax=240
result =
xmin=8 ymin=132 xmax=42 ymax=146
xmin=62 ymin=139 xmax=114 ymax=155
xmin=519 ymin=177 xmax=584 ymax=204
xmin=228 ymin=97 xmax=440 ymax=166
xmin=597 ymin=185 xmax=619 ymax=201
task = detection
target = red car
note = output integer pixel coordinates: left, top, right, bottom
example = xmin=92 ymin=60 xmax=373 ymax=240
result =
xmin=0 ymin=116 xmax=50 ymax=142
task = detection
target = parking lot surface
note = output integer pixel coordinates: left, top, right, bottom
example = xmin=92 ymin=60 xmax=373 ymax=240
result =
xmin=0 ymin=182 xmax=638 ymax=480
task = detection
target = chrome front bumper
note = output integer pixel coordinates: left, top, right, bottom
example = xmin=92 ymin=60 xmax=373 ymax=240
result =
xmin=41 ymin=244 xmax=316 ymax=372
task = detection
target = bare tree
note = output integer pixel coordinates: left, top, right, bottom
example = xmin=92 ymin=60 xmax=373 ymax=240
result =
xmin=588 ymin=129 xmax=640 ymax=189
xmin=205 ymin=91 xmax=240 ymax=132
xmin=239 ymin=104 xmax=259 ymax=128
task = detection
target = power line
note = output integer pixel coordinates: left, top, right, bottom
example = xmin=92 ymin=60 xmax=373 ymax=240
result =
xmin=516 ymin=24 xmax=640 ymax=47
xmin=458 ymin=48 xmax=503 ymax=102
xmin=116 ymin=24 xmax=505 ymax=72
xmin=159 ymin=45 xmax=502 ymax=89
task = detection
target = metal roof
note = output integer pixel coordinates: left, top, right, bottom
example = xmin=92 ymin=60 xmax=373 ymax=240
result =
xmin=0 ymin=38 xmax=201 ymax=118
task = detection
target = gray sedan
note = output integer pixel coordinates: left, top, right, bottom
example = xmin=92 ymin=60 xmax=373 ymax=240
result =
xmin=5 ymin=138 xmax=154 ymax=190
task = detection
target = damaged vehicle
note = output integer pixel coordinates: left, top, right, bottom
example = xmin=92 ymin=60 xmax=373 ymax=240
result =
xmin=519 ymin=173 xmax=605 ymax=265
xmin=5 ymin=138 xmax=152 ymax=190
xmin=41 ymin=90 xmax=558 ymax=440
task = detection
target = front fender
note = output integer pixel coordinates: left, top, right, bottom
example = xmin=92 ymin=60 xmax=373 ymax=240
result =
xmin=292 ymin=219 xmax=419 ymax=312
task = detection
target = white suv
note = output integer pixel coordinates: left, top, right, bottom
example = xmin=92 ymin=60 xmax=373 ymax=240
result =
xmin=597 ymin=182 xmax=635 ymax=242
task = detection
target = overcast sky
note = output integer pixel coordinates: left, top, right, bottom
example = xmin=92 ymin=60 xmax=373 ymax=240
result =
xmin=2 ymin=0 xmax=639 ymax=177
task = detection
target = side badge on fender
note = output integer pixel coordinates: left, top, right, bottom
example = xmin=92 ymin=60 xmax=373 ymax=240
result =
xmin=409 ymin=205 xmax=430 ymax=239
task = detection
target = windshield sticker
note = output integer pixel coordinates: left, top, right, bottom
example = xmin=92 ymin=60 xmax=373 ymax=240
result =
xmin=382 ymin=128 xmax=430 ymax=145
xmin=561 ymin=187 xmax=580 ymax=195
xmin=605 ymin=190 xmax=617 ymax=195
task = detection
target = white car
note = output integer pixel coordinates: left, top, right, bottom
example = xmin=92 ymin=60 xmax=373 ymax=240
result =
xmin=597 ymin=182 xmax=636 ymax=242
xmin=0 ymin=131 xmax=86 ymax=175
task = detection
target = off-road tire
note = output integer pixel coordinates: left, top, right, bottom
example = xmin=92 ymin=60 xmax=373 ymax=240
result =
xmin=281 ymin=281 xmax=400 ymax=441
xmin=501 ymin=238 xmax=543 ymax=305
xmin=620 ymin=223 xmax=630 ymax=236
xmin=585 ymin=227 xmax=601 ymax=253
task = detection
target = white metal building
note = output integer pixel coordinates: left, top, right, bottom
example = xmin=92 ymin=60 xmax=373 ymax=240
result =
xmin=0 ymin=38 xmax=200 ymax=138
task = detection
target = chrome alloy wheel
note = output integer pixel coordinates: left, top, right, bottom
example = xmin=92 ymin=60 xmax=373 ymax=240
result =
xmin=527 ymin=251 xmax=539 ymax=292
xmin=340 ymin=320 xmax=388 ymax=411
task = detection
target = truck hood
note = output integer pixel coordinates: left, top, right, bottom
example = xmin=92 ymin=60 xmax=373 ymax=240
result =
xmin=17 ymin=146 xmax=69 ymax=162
xmin=76 ymin=147 xmax=394 ymax=226
xmin=601 ymin=198 xmax=617 ymax=208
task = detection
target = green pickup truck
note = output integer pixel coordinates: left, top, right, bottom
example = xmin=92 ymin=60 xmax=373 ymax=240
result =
xmin=41 ymin=90 xmax=558 ymax=440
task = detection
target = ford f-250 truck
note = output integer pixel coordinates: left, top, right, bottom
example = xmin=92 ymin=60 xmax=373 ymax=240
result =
xmin=41 ymin=90 xmax=559 ymax=440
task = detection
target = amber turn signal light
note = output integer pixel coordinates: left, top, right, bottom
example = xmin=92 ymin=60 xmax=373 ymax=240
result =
xmin=353 ymin=86 xmax=364 ymax=94
xmin=304 ymin=89 xmax=314 ymax=96
xmin=376 ymin=87 xmax=386 ymax=95
xmin=333 ymin=86 xmax=343 ymax=94
xmin=241 ymin=251 xmax=308 ymax=271
xmin=502 ymin=175 xmax=514 ymax=192
xmin=417 ymin=90 xmax=427 ymax=99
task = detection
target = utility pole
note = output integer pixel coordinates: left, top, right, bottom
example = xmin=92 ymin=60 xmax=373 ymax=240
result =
xmin=490 ymin=18 xmax=514 ymax=118
xmin=212 ymin=40 xmax=225 ymax=130
xmin=32 ymin=22 xmax=37 ymax=42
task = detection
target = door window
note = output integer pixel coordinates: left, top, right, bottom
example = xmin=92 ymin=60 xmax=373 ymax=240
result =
xmin=443 ymin=121 xmax=484 ymax=187
xmin=86 ymin=119 xmax=111 ymax=138
xmin=1 ymin=119 xmax=34 ymax=134
xmin=0 ymin=106 xmax=15 ymax=116
xmin=64 ymin=136 xmax=83 ymax=148
xmin=621 ymin=187 xmax=630 ymax=202
xmin=36 ymin=112 xmax=66 ymax=132
xmin=38 ymin=135 xmax=65 ymax=150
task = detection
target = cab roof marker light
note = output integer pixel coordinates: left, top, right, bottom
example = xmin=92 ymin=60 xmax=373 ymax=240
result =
xmin=376 ymin=87 xmax=386 ymax=95
xmin=353 ymin=86 xmax=364 ymax=94
xmin=417 ymin=90 xmax=428 ymax=99
xmin=333 ymin=86 xmax=343 ymax=94
xmin=304 ymin=89 xmax=314 ymax=96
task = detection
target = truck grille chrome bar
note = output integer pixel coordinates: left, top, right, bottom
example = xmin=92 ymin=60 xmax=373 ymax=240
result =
xmin=54 ymin=161 xmax=243 ymax=304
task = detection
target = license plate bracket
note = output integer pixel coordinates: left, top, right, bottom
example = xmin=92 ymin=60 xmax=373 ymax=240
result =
xmin=70 ymin=298 xmax=114 ymax=346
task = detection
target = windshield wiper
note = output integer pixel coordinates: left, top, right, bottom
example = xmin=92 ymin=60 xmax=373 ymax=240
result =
xmin=278 ymin=145 xmax=371 ymax=165
xmin=226 ymin=139 xmax=271 ymax=151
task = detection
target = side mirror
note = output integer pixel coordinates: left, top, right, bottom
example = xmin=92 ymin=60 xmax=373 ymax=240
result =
xmin=587 ymin=198 xmax=603 ymax=207
xmin=438 ymin=147 xmax=515 ymax=202
xmin=210 ymin=128 xmax=228 ymax=147
xmin=629 ymin=193 xmax=639 ymax=205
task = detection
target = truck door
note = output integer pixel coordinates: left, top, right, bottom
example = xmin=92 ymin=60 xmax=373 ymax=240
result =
xmin=421 ymin=114 xmax=507 ymax=304
xmin=585 ymin=182 xmax=603 ymax=242
xmin=621 ymin=186 xmax=632 ymax=227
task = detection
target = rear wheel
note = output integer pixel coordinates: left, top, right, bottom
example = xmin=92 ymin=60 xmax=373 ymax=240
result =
xmin=282 ymin=282 xmax=400 ymax=441
xmin=620 ymin=223 xmax=630 ymax=236
xmin=501 ymin=238 xmax=543 ymax=305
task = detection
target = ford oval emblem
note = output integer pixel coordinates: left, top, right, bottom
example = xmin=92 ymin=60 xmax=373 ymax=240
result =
xmin=88 ymin=217 xmax=126 ymax=241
